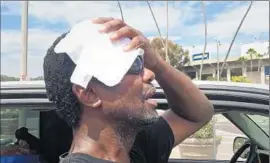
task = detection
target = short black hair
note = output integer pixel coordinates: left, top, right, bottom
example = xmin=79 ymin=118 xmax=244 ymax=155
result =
xmin=43 ymin=32 xmax=81 ymax=129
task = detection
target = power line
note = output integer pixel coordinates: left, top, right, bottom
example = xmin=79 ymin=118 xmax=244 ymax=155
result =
xmin=117 ymin=1 xmax=124 ymax=21
xmin=219 ymin=1 xmax=253 ymax=76
xmin=146 ymin=1 xmax=170 ymax=64
xmin=146 ymin=1 xmax=165 ymax=47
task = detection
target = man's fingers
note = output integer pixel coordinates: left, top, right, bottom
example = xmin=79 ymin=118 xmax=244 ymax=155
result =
xmin=123 ymin=36 xmax=146 ymax=52
xmin=99 ymin=19 xmax=126 ymax=33
xmin=109 ymin=26 xmax=138 ymax=41
xmin=91 ymin=17 xmax=114 ymax=24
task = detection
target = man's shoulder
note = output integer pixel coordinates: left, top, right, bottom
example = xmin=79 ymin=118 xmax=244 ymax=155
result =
xmin=59 ymin=153 xmax=116 ymax=163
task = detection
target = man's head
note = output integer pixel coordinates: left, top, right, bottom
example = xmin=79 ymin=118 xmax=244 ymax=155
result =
xmin=43 ymin=33 xmax=159 ymax=132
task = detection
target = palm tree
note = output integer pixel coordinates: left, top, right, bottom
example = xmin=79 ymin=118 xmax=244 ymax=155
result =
xmin=238 ymin=56 xmax=248 ymax=67
xmin=255 ymin=53 xmax=264 ymax=72
xmin=199 ymin=1 xmax=207 ymax=80
xmin=238 ymin=56 xmax=248 ymax=77
xmin=219 ymin=1 xmax=253 ymax=76
xmin=246 ymin=48 xmax=257 ymax=77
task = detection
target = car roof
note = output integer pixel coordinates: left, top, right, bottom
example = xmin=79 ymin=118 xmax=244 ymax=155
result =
xmin=1 ymin=80 xmax=268 ymax=115
xmin=1 ymin=80 xmax=269 ymax=90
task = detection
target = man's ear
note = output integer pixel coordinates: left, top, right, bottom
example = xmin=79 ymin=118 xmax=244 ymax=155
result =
xmin=72 ymin=84 xmax=102 ymax=108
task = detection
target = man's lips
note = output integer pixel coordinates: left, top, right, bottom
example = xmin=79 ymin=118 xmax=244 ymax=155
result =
xmin=144 ymin=87 xmax=156 ymax=99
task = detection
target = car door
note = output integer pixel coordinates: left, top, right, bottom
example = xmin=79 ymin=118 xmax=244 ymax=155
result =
xmin=152 ymin=81 xmax=269 ymax=163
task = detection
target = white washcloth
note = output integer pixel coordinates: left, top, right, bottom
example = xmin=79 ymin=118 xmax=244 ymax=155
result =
xmin=54 ymin=19 xmax=144 ymax=88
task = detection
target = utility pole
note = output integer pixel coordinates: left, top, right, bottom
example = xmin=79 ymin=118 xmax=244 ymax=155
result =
xmin=19 ymin=1 xmax=28 ymax=128
xmin=20 ymin=1 xmax=28 ymax=81
xmin=215 ymin=38 xmax=220 ymax=81
xmin=199 ymin=1 xmax=207 ymax=80
xmin=213 ymin=37 xmax=220 ymax=160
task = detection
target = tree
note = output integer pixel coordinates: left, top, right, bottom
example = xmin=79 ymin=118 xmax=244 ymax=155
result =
xmin=238 ymin=56 xmax=248 ymax=68
xmin=246 ymin=48 xmax=257 ymax=76
xmin=150 ymin=37 xmax=190 ymax=70
xmin=255 ymin=53 xmax=264 ymax=71
xmin=1 ymin=75 xmax=19 ymax=81
xmin=30 ymin=76 xmax=44 ymax=80
xmin=206 ymin=76 xmax=227 ymax=81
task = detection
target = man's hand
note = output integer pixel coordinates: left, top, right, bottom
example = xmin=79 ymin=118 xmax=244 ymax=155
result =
xmin=92 ymin=17 xmax=160 ymax=70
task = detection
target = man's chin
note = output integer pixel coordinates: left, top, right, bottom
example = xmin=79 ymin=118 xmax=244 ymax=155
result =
xmin=115 ymin=109 xmax=158 ymax=127
xmin=130 ymin=108 xmax=159 ymax=127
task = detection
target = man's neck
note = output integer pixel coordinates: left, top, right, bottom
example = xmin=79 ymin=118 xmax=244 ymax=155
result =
xmin=69 ymin=115 xmax=136 ymax=163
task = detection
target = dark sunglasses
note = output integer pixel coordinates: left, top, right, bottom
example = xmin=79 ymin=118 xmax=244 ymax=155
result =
xmin=127 ymin=56 xmax=144 ymax=74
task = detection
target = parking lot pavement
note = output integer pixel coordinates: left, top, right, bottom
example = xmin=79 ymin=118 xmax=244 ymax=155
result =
xmin=216 ymin=129 xmax=246 ymax=161
xmin=169 ymin=129 xmax=246 ymax=160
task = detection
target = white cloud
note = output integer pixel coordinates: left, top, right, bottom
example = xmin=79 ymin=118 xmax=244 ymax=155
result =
xmin=1 ymin=29 xmax=61 ymax=77
xmin=188 ymin=1 xmax=269 ymax=39
xmin=25 ymin=1 xmax=183 ymax=34
xmin=0 ymin=1 xmax=188 ymax=78
xmin=1 ymin=1 xmax=269 ymax=77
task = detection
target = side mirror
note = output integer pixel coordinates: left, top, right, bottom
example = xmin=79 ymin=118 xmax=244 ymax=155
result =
xmin=233 ymin=137 xmax=249 ymax=159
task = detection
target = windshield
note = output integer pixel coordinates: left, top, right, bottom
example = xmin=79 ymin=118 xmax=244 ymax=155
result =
xmin=246 ymin=114 xmax=269 ymax=136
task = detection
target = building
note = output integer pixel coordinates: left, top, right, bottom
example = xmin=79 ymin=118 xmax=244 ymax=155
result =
xmin=241 ymin=41 xmax=269 ymax=57
xmin=183 ymin=41 xmax=269 ymax=85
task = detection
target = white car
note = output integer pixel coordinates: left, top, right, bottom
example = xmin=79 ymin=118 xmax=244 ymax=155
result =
xmin=0 ymin=80 xmax=269 ymax=163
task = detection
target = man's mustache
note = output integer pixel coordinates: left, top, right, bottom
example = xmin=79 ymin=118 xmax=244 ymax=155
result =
xmin=143 ymin=83 xmax=156 ymax=99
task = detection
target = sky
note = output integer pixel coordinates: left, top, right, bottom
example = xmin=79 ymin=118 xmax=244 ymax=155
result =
xmin=1 ymin=1 xmax=269 ymax=78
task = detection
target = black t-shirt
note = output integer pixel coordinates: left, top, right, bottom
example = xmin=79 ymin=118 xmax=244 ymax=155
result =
xmin=60 ymin=117 xmax=175 ymax=163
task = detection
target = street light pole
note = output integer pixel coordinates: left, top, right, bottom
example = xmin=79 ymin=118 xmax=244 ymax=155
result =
xmin=213 ymin=37 xmax=221 ymax=160
xmin=215 ymin=38 xmax=220 ymax=81
xmin=19 ymin=1 xmax=28 ymax=129
xmin=20 ymin=1 xmax=28 ymax=81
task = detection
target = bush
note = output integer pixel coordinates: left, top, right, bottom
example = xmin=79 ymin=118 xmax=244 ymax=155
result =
xmin=190 ymin=121 xmax=213 ymax=139
xmin=231 ymin=76 xmax=251 ymax=83
xmin=206 ymin=76 xmax=227 ymax=81
xmin=190 ymin=120 xmax=222 ymax=142
xmin=0 ymin=110 xmax=18 ymax=118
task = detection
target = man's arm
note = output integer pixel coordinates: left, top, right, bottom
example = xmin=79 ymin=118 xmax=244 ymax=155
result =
xmin=152 ymin=56 xmax=214 ymax=147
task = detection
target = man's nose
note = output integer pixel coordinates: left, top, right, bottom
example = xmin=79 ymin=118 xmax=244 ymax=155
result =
xmin=142 ymin=68 xmax=155 ymax=83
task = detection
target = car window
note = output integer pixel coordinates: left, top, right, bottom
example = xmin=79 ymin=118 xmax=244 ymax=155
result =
xmin=0 ymin=108 xmax=41 ymax=161
xmin=246 ymin=114 xmax=269 ymax=136
xmin=167 ymin=114 xmax=247 ymax=161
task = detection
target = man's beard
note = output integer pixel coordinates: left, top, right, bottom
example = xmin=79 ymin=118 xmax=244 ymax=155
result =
xmin=106 ymin=106 xmax=159 ymax=147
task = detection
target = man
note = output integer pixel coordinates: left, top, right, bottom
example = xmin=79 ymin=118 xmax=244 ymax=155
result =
xmin=43 ymin=17 xmax=214 ymax=163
